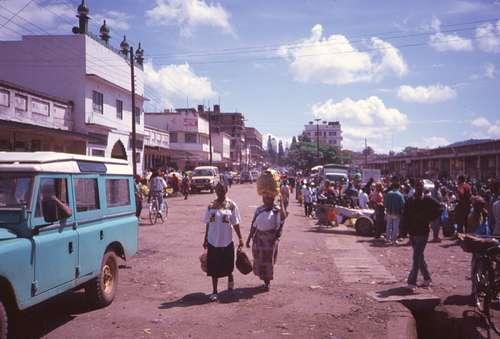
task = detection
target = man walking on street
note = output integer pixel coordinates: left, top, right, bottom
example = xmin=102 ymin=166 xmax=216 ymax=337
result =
xmin=405 ymin=179 xmax=443 ymax=291
xmin=455 ymin=175 xmax=472 ymax=234
xmin=384 ymin=176 xmax=405 ymax=245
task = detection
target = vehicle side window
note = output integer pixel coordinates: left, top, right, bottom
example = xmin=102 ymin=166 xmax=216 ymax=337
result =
xmin=35 ymin=178 xmax=68 ymax=217
xmin=105 ymin=178 xmax=130 ymax=207
xmin=74 ymin=178 xmax=100 ymax=212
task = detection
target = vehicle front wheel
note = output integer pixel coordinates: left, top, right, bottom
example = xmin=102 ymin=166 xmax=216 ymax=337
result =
xmin=85 ymin=251 xmax=119 ymax=308
xmin=0 ymin=300 xmax=8 ymax=339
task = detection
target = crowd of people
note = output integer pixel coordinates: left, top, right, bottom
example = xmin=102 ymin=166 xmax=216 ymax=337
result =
xmin=290 ymin=172 xmax=500 ymax=291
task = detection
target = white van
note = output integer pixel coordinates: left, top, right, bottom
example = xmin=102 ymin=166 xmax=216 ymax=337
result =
xmin=190 ymin=166 xmax=220 ymax=193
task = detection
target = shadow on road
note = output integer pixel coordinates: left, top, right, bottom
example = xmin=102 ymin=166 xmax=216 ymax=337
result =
xmin=11 ymin=290 xmax=95 ymax=339
xmin=159 ymin=287 xmax=267 ymax=309
xmin=305 ymin=227 xmax=356 ymax=236
xmin=444 ymin=294 xmax=474 ymax=306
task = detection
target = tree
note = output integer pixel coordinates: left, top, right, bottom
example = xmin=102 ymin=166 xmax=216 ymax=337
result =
xmin=285 ymin=139 xmax=341 ymax=169
xmin=362 ymin=146 xmax=374 ymax=156
xmin=290 ymin=136 xmax=297 ymax=149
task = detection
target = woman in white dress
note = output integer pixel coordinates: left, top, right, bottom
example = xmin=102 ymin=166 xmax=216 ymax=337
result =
xmin=203 ymin=183 xmax=244 ymax=301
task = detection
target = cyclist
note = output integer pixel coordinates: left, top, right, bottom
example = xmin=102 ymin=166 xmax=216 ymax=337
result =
xmin=149 ymin=169 xmax=168 ymax=219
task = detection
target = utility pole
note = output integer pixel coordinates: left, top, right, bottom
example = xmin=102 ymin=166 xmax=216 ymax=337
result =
xmin=208 ymin=106 xmax=213 ymax=166
xmin=129 ymin=46 xmax=137 ymax=176
xmin=364 ymin=137 xmax=368 ymax=167
xmin=314 ymin=118 xmax=321 ymax=164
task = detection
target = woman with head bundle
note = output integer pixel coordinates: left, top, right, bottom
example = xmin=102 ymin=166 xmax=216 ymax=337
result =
xmin=246 ymin=169 xmax=287 ymax=290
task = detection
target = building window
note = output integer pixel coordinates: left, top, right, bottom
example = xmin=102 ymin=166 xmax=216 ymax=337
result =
xmin=134 ymin=106 xmax=141 ymax=124
xmin=170 ymin=132 xmax=178 ymax=143
xmin=92 ymin=91 xmax=103 ymax=114
xmin=185 ymin=133 xmax=197 ymax=143
xmin=0 ymin=89 xmax=9 ymax=107
xmin=74 ymin=178 xmax=100 ymax=212
xmin=116 ymin=100 xmax=123 ymax=120
xmin=14 ymin=94 xmax=27 ymax=112
xmin=31 ymin=99 xmax=50 ymax=116
xmin=31 ymin=140 xmax=41 ymax=151
xmin=91 ymin=149 xmax=105 ymax=157
xmin=105 ymin=179 xmax=130 ymax=207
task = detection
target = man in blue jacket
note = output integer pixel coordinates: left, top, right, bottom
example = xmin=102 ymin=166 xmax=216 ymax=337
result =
xmin=384 ymin=176 xmax=405 ymax=245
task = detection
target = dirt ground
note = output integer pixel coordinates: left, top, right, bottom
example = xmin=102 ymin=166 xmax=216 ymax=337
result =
xmin=12 ymin=184 xmax=414 ymax=339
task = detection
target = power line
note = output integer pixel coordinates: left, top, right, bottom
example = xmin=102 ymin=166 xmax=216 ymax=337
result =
xmin=143 ymin=17 xmax=500 ymax=59
xmin=0 ymin=0 xmax=35 ymax=28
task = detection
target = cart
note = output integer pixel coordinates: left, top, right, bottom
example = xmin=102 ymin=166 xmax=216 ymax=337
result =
xmin=335 ymin=206 xmax=376 ymax=236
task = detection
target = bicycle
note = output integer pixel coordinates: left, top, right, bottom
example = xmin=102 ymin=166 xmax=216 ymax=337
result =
xmin=149 ymin=192 xmax=168 ymax=225
xmin=459 ymin=234 xmax=500 ymax=334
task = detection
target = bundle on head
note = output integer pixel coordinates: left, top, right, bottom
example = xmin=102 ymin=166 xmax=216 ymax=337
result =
xmin=257 ymin=168 xmax=280 ymax=196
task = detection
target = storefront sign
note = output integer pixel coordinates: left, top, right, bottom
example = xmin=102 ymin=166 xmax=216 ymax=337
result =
xmin=183 ymin=118 xmax=198 ymax=127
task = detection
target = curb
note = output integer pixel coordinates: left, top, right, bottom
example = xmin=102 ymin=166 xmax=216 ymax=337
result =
xmin=386 ymin=302 xmax=418 ymax=339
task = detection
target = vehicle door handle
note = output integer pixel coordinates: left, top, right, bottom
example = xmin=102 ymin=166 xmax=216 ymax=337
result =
xmin=68 ymin=241 xmax=73 ymax=254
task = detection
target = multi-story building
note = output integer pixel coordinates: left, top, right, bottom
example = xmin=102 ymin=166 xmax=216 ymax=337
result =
xmin=0 ymin=80 xmax=87 ymax=153
xmin=0 ymin=2 xmax=146 ymax=169
xmin=208 ymin=105 xmax=246 ymax=168
xmin=145 ymin=108 xmax=209 ymax=170
xmin=143 ymin=126 xmax=170 ymax=171
xmin=244 ymin=127 xmax=263 ymax=167
xmin=303 ymin=120 xmax=342 ymax=148
xmin=365 ymin=139 xmax=500 ymax=180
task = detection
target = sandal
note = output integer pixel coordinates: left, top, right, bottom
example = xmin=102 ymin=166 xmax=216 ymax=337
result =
xmin=208 ymin=293 xmax=218 ymax=302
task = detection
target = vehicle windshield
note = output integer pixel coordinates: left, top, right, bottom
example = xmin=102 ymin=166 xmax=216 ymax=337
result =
xmin=0 ymin=175 xmax=34 ymax=208
xmin=193 ymin=169 xmax=214 ymax=177
xmin=326 ymin=174 xmax=347 ymax=183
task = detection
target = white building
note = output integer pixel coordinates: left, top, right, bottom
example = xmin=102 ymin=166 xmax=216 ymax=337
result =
xmin=145 ymin=107 xmax=231 ymax=170
xmin=0 ymin=2 xmax=145 ymax=170
xmin=303 ymin=120 xmax=343 ymax=148
xmin=143 ymin=126 xmax=170 ymax=171
xmin=0 ymin=80 xmax=87 ymax=153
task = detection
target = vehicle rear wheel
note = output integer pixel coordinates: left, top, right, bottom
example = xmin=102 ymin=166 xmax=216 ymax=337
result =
xmin=85 ymin=251 xmax=119 ymax=308
xmin=0 ymin=300 xmax=7 ymax=339
xmin=149 ymin=204 xmax=158 ymax=225
xmin=355 ymin=216 xmax=374 ymax=236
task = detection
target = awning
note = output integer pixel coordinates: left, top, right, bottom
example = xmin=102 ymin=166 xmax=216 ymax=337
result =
xmin=0 ymin=119 xmax=91 ymax=141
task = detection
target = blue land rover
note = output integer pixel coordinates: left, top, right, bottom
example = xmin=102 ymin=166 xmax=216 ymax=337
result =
xmin=0 ymin=152 xmax=139 ymax=338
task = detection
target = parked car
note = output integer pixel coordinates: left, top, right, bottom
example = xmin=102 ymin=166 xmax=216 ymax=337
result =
xmin=240 ymin=171 xmax=256 ymax=183
xmin=190 ymin=166 xmax=220 ymax=193
xmin=0 ymin=152 xmax=138 ymax=338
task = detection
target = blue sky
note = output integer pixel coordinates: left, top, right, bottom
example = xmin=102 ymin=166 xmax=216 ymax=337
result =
xmin=2 ymin=0 xmax=500 ymax=152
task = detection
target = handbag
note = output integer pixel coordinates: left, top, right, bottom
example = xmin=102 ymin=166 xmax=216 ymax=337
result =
xmin=236 ymin=250 xmax=252 ymax=275
xmin=199 ymin=251 xmax=208 ymax=273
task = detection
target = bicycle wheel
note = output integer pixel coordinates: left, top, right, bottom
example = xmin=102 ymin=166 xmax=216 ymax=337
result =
xmin=149 ymin=203 xmax=158 ymax=225
xmin=486 ymin=290 xmax=500 ymax=335
xmin=472 ymin=256 xmax=491 ymax=312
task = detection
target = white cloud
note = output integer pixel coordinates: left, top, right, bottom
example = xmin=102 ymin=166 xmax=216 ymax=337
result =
xmin=484 ymin=62 xmax=496 ymax=79
xmin=428 ymin=17 xmax=473 ymax=52
xmin=146 ymin=0 xmax=232 ymax=36
xmin=476 ymin=20 xmax=500 ymax=53
xmin=470 ymin=117 xmax=500 ymax=137
xmin=278 ymin=24 xmax=408 ymax=85
xmin=412 ymin=136 xmax=450 ymax=149
xmin=93 ymin=11 xmax=132 ymax=32
xmin=448 ymin=1 xmax=489 ymax=14
xmin=312 ymin=96 xmax=408 ymax=151
xmin=0 ymin=0 xmax=74 ymax=39
xmin=144 ymin=61 xmax=216 ymax=108
xmin=397 ymin=84 xmax=457 ymax=103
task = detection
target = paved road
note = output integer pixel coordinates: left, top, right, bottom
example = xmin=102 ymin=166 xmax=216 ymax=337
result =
xmin=16 ymin=183 xmax=414 ymax=339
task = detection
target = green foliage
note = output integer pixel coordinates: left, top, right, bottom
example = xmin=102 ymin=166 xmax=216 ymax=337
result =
xmin=285 ymin=140 xmax=341 ymax=169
